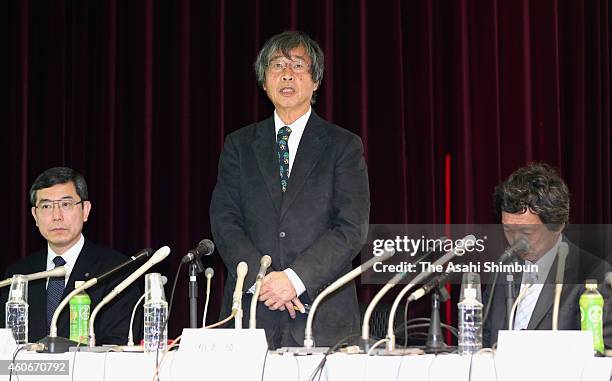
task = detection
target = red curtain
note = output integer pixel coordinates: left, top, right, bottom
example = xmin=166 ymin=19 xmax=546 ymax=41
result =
xmin=3 ymin=0 xmax=610 ymax=337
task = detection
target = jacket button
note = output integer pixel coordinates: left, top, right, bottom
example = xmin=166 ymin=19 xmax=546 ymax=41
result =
xmin=279 ymin=231 xmax=286 ymax=238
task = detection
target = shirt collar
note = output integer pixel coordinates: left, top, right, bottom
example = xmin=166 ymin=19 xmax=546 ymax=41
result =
xmin=524 ymin=234 xmax=562 ymax=283
xmin=47 ymin=234 xmax=84 ymax=270
xmin=274 ymin=107 xmax=311 ymax=136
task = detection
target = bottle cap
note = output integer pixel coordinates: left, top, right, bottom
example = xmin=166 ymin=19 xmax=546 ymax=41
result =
xmin=585 ymin=279 xmax=598 ymax=289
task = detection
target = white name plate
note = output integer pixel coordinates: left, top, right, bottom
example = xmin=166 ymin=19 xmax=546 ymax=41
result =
xmin=495 ymin=330 xmax=593 ymax=381
xmin=0 ymin=329 xmax=17 ymax=358
xmin=172 ymin=328 xmax=268 ymax=381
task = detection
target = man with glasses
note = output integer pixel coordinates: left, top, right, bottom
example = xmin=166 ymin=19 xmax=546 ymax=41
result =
xmin=210 ymin=31 xmax=370 ymax=348
xmin=0 ymin=166 xmax=141 ymax=344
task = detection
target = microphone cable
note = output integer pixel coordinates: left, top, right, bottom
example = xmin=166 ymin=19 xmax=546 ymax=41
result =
xmin=308 ymin=333 xmax=362 ymax=381
xmin=508 ymin=283 xmax=532 ymax=330
xmin=154 ymin=261 xmax=184 ymax=381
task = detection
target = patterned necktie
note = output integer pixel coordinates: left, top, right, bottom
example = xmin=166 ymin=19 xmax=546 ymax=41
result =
xmin=46 ymin=256 xmax=66 ymax=331
xmin=276 ymin=126 xmax=292 ymax=193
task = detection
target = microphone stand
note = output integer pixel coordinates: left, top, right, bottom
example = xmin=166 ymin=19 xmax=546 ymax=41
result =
xmin=188 ymin=256 xmax=205 ymax=328
xmin=505 ymin=273 xmax=515 ymax=324
xmin=425 ymin=287 xmax=447 ymax=353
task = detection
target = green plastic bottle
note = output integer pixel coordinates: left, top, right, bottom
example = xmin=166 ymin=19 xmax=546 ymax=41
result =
xmin=579 ymin=279 xmax=604 ymax=354
xmin=69 ymin=281 xmax=91 ymax=344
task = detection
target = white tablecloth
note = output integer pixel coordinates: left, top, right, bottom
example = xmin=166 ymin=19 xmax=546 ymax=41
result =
xmin=0 ymin=351 xmax=609 ymax=381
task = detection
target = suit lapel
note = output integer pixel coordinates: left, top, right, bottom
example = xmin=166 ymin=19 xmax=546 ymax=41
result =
xmin=280 ymin=113 xmax=329 ymax=219
xmin=28 ymin=251 xmax=48 ymax=340
xmin=252 ymin=117 xmax=283 ymax=214
xmin=63 ymin=240 xmax=97 ymax=297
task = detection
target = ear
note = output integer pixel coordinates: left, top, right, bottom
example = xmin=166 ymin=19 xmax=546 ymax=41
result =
xmin=82 ymin=201 xmax=92 ymax=222
xmin=313 ymin=82 xmax=319 ymax=91
xmin=31 ymin=207 xmax=38 ymax=227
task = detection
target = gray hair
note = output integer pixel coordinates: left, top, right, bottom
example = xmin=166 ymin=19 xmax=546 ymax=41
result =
xmin=254 ymin=31 xmax=325 ymax=91
xmin=29 ymin=167 xmax=89 ymax=206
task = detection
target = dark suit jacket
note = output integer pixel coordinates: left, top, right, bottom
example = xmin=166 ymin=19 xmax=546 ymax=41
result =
xmin=210 ymin=111 xmax=370 ymax=348
xmin=483 ymin=239 xmax=612 ymax=348
xmin=0 ymin=239 xmax=142 ymax=345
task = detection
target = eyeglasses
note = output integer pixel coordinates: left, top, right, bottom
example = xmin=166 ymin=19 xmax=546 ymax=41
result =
xmin=267 ymin=59 xmax=310 ymax=73
xmin=35 ymin=199 xmax=85 ymax=215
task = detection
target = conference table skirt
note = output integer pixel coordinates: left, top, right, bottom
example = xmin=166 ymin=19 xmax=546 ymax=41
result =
xmin=0 ymin=351 xmax=609 ymax=381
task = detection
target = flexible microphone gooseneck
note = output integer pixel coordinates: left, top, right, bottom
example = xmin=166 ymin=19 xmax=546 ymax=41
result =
xmin=0 ymin=266 xmax=67 ymax=288
xmin=249 ymin=255 xmax=272 ymax=329
xmin=47 ymin=248 xmax=153 ymax=339
xmin=303 ymin=249 xmax=396 ymax=349
xmin=88 ymin=246 xmax=170 ymax=347
xmin=385 ymin=235 xmax=476 ymax=351
xmin=127 ymin=275 xmax=168 ymax=346
xmin=552 ymin=242 xmax=569 ymax=330
xmin=202 ymin=268 xmax=214 ymax=327
xmin=361 ymin=237 xmax=447 ymax=343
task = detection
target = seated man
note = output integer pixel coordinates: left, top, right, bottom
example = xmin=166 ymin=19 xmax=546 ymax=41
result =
xmin=484 ymin=163 xmax=611 ymax=348
xmin=0 ymin=167 xmax=141 ymax=344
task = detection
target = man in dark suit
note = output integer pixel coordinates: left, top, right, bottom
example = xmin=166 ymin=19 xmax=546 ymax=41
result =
xmin=0 ymin=167 xmax=141 ymax=345
xmin=210 ymin=31 xmax=370 ymax=348
xmin=483 ymin=163 xmax=612 ymax=348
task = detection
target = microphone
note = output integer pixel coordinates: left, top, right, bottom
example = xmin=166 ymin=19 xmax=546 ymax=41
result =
xmin=202 ymin=268 xmax=214 ymax=327
xmin=45 ymin=247 xmax=153 ymax=343
xmin=127 ymin=275 xmax=168 ymax=346
xmin=88 ymin=246 xmax=171 ymax=347
xmin=256 ymin=255 xmax=272 ymax=282
xmin=304 ymin=248 xmax=396 ymax=349
xmin=360 ymin=237 xmax=447 ymax=343
xmin=250 ymin=255 xmax=272 ymax=329
xmin=409 ymin=271 xmax=455 ymax=302
xmin=181 ymin=239 xmax=215 ymax=264
xmin=386 ymin=235 xmax=476 ymax=351
xmin=0 ymin=266 xmax=67 ymax=288
xmin=95 ymin=248 xmax=154 ymax=283
xmin=499 ymin=237 xmax=529 ymax=263
xmin=205 ymin=267 xmax=215 ymax=279
xmin=232 ymin=262 xmax=249 ymax=329
xmin=552 ymin=242 xmax=569 ymax=330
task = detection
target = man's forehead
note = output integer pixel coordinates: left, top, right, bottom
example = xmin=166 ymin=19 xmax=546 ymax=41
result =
xmin=36 ymin=182 xmax=78 ymax=200
xmin=270 ymin=46 xmax=310 ymax=60
xmin=501 ymin=210 xmax=543 ymax=225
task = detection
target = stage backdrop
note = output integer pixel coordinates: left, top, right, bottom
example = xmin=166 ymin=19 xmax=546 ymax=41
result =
xmin=2 ymin=0 xmax=610 ymax=338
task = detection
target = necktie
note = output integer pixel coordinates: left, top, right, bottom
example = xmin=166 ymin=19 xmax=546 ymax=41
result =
xmin=276 ymin=126 xmax=292 ymax=193
xmin=514 ymin=270 xmax=539 ymax=330
xmin=47 ymin=256 xmax=66 ymax=331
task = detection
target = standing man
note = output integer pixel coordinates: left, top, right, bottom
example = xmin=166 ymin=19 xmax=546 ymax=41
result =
xmin=0 ymin=167 xmax=141 ymax=345
xmin=210 ymin=31 xmax=370 ymax=348
xmin=484 ymin=163 xmax=611 ymax=348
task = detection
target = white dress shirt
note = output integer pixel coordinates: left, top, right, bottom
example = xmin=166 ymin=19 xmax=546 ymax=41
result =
xmin=46 ymin=234 xmax=85 ymax=287
xmin=247 ymin=108 xmax=312 ymax=298
xmin=273 ymin=108 xmax=312 ymax=297
xmin=273 ymin=107 xmax=311 ymax=178
xmin=514 ymin=235 xmax=561 ymax=330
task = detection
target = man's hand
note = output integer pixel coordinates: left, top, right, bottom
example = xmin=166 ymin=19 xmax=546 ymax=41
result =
xmin=259 ymin=271 xmax=299 ymax=315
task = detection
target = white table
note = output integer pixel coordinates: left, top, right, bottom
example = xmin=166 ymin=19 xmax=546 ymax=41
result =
xmin=0 ymin=351 xmax=609 ymax=381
